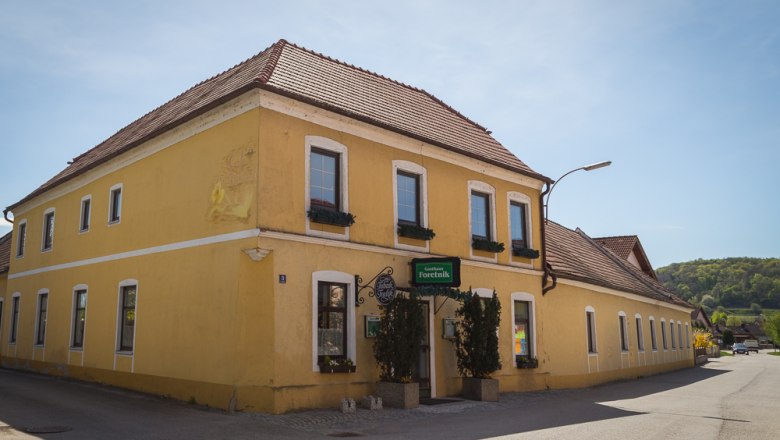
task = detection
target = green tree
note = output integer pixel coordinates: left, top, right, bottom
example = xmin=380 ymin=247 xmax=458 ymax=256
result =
xmin=711 ymin=311 xmax=727 ymax=325
xmin=764 ymin=312 xmax=780 ymax=351
xmin=454 ymin=291 xmax=502 ymax=379
xmin=373 ymin=294 xmax=425 ymax=383
xmin=750 ymin=303 xmax=762 ymax=315
xmin=722 ymin=329 xmax=735 ymax=347
xmin=726 ymin=315 xmax=743 ymax=326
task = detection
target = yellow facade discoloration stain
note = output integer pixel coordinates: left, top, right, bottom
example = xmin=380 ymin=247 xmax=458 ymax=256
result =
xmin=207 ymin=147 xmax=256 ymax=222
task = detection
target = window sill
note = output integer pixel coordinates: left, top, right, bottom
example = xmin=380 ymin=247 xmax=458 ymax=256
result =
xmin=33 ymin=344 xmax=45 ymax=348
xmin=515 ymin=357 xmax=538 ymax=369
xmin=116 ymin=351 xmax=133 ymax=356
xmin=318 ymin=365 xmax=356 ymax=373
xmin=70 ymin=347 xmax=84 ymax=352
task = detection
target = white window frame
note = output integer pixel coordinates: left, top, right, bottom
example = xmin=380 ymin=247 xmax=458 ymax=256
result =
xmin=670 ymin=318 xmax=676 ymax=349
xmin=9 ymin=293 xmax=21 ymax=344
xmin=304 ymin=136 xmax=349 ymax=240
xmin=34 ymin=289 xmax=49 ymax=347
xmin=586 ymin=306 xmax=598 ymax=354
xmin=511 ymin=292 xmax=536 ymax=359
xmin=468 ymin=180 xmax=497 ymax=263
xmin=115 ymin=279 xmax=138 ymax=354
xmin=108 ymin=184 xmax=123 ymax=225
xmin=41 ymin=207 xmax=55 ymax=252
xmin=79 ymin=195 xmax=92 ymax=233
xmin=685 ymin=322 xmax=690 ymax=349
xmin=70 ymin=284 xmax=88 ymax=350
xmin=15 ymin=219 xmax=27 ymax=258
xmin=311 ymin=270 xmax=356 ymax=372
xmin=392 ymin=160 xmax=429 ymax=252
xmin=507 ymin=192 xmax=533 ymax=268
xmin=635 ymin=314 xmax=645 ymax=352
xmin=649 ymin=316 xmax=658 ymax=351
xmin=618 ymin=311 xmax=629 ymax=352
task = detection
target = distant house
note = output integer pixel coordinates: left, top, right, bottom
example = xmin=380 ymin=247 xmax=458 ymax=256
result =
xmin=594 ymin=235 xmax=657 ymax=280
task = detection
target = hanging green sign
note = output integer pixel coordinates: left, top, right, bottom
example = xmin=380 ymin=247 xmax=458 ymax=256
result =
xmin=411 ymin=257 xmax=461 ymax=287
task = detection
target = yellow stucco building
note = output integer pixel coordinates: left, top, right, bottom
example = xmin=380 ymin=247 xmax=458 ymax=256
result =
xmin=0 ymin=40 xmax=693 ymax=413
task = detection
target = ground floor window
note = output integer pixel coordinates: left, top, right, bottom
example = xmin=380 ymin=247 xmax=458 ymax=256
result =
xmin=10 ymin=295 xmax=20 ymax=343
xmin=35 ymin=292 xmax=48 ymax=346
xmin=586 ymin=307 xmax=597 ymax=353
xmin=619 ymin=313 xmax=629 ymax=351
xmin=317 ymin=281 xmax=348 ymax=362
xmin=650 ymin=317 xmax=657 ymax=350
xmin=72 ymin=289 xmax=87 ymax=348
xmin=513 ymin=300 xmax=532 ymax=359
xmin=635 ymin=315 xmax=644 ymax=351
xmin=118 ymin=285 xmax=136 ymax=352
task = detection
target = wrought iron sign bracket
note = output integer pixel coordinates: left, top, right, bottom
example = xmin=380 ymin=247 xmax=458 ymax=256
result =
xmin=355 ymin=266 xmax=394 ymax=306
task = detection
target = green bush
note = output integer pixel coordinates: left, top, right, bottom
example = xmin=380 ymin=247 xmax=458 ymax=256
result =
xmin=373 ymin=294 xmax=425 ymax=383
xmin=454 ymin=291 xmax=502 ymax=379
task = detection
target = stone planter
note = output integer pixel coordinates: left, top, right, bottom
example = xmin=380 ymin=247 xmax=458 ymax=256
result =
xmin=461 ymin=377 xmax=498 ymax=402
xmin=376 ymin=382 xmax=419 ymax=409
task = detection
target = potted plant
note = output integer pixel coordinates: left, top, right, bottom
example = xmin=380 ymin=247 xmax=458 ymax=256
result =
xmin=373 ymin=293 xmax=425 ymax=408
xmin=454 ymin=291 xmax=502 ymax=401
xmin=319 ymin=356 xmax=356 ymax=373
xmin=472 ymin=238 xmax=505 ymax=253
xmin=398 ymin=223 xmax=436 ymax=241
xmin=515 ymin=356 xmax=538 ymax=369
xmin=307 ymin=206 xmax=356 ymax=227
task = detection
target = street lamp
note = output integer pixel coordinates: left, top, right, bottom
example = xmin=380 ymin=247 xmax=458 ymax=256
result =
xmin=544 ymin=161 xmax=611 ymax=222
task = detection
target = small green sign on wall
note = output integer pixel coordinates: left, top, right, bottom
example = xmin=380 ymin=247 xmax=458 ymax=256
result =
xmin=411 ymin=257 xmax=461 ymax=287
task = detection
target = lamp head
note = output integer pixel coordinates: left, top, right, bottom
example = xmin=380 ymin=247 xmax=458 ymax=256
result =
xmin=582 ymin=161 xmax=612 ymax=171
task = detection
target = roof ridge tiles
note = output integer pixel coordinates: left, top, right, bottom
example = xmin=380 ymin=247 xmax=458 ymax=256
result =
xmin=281 ymin=40 xmax=491 ymax=133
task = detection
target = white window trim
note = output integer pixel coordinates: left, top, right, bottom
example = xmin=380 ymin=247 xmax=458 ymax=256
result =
xmin=9 ymin=292 xmax=21 ymax=345
xmin=635 ymin=313 xmax=645 ymax=352
xmin=41 ymin=207 xmax=55 ymax=252
xmin=618 ymin=311 xmax=629 ymax=352
xmin=115 ymin=279 xmax=138 ymax=355
xmin=685 ymin=322 xmax=690 ymax=349
xmin=468 ymin=180 xmax=497 ymax=263
xmin=586 ymin=306 xmax=598 ymax=355
xmin=507 ymin=192 xmax=533 ymax=268
xmin=15 ymin=219 xmax=27 ymax=258
xmin=34 ymin=289 xmax=49 ymax=347
xmin=304 ymin=136 xmax=350 ymax=241
xmin=677 ymin=321 xmax=683 ymax=350
xmin=70 ymin=284 xmax=88 ymax=351
xmin=649 ymin=316 xmax=658 ymax=351
xmin=311 ymin=270 xmax=356 ymax=372
xmin=670 ymin=318 xmax=676 ymax=350
xmin=79 ymin=195 xmax=92 ymax=233
xmin=511 ymin=292 xmax=536 ymax=359
xmin=392 ymin=160 xmax=429 ymax=252
xmin=108 ymin=184 xmax=123 ymax=225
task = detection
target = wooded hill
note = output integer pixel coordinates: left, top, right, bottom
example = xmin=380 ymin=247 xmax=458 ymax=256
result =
xmin=656 ymin=257 xmax=780 ymax=309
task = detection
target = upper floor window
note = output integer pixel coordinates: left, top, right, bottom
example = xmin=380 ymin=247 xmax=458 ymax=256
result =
xmin=397 ymin=172 xmax=420 ymax=225
xmin=16 ymin=220 xmax=26 ymax=257
xmin=471 ymin=192 xmax=491 ymax=240
xmin=35 ymin=291 xmax=48 ymax=346
xmin=80 ymin=196 xmax=92 ymax=232
xmin=510 ymin=201 xmax=528 ymax=249
xmin=310 ymin=149 xmax=340 ymax=211
xmin=109 ymin=185 xmax=122 ymax=224
xmin=42 ymin=209 xmax=55 ymax=251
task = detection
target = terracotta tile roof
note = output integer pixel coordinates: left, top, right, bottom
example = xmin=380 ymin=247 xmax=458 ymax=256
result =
xmin=6 ymin=39 xmax=548 ymax=212
xmin=546 ymin=222 xmax=689 ymax=308
xmin=593 ymin=234 xmax=657 ymax=280
xmin=0 ymin=232 xmax=11 ymax=274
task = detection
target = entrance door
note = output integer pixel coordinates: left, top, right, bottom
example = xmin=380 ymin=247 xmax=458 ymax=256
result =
xmin=413 ymin=301 xmax=432 ymax=398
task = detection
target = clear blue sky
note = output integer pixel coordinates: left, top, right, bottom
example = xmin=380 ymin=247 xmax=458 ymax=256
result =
xmin=1 ymin=0 xmax=778 ymax=268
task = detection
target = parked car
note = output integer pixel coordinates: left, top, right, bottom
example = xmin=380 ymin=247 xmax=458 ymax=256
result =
xmin=744 ymin=339 xmax=759 ymax=353
xmin=732 ymin=343 xmax=749 ymax=355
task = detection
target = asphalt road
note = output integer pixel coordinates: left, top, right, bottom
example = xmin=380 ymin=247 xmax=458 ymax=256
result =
xmin=0 ymin=351 xmax=778 ymax=439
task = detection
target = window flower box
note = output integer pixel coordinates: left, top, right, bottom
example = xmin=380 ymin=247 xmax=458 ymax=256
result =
xmin=516 ymin=356 xmax=538 ymax=369
xmin=319 ymin=364 xmax=357 ymax=373
xmin=472 ymin=238 xmax=505 ymax=253
xmin=308 ymin=207 xmax=355 ymax=227
xmin=512 ymin=247 xmax=540 ymax=259
xmin=398 ymin=224 xmax=435 ymax=241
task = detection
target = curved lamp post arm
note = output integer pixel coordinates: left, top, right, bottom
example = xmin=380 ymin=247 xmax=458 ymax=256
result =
xmin=544 ymin=161 xmax=611 ymax=222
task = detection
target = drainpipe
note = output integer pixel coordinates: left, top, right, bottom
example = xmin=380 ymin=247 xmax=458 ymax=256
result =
xmin=3 ymin=208 xmax=12 ymax=224
xmin=539 ymin=183 xmax=557 ymax=295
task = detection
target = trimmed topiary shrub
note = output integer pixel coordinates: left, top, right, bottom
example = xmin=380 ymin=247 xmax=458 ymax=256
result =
xmin=454 ymin=291 xmax=502 ymax=379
